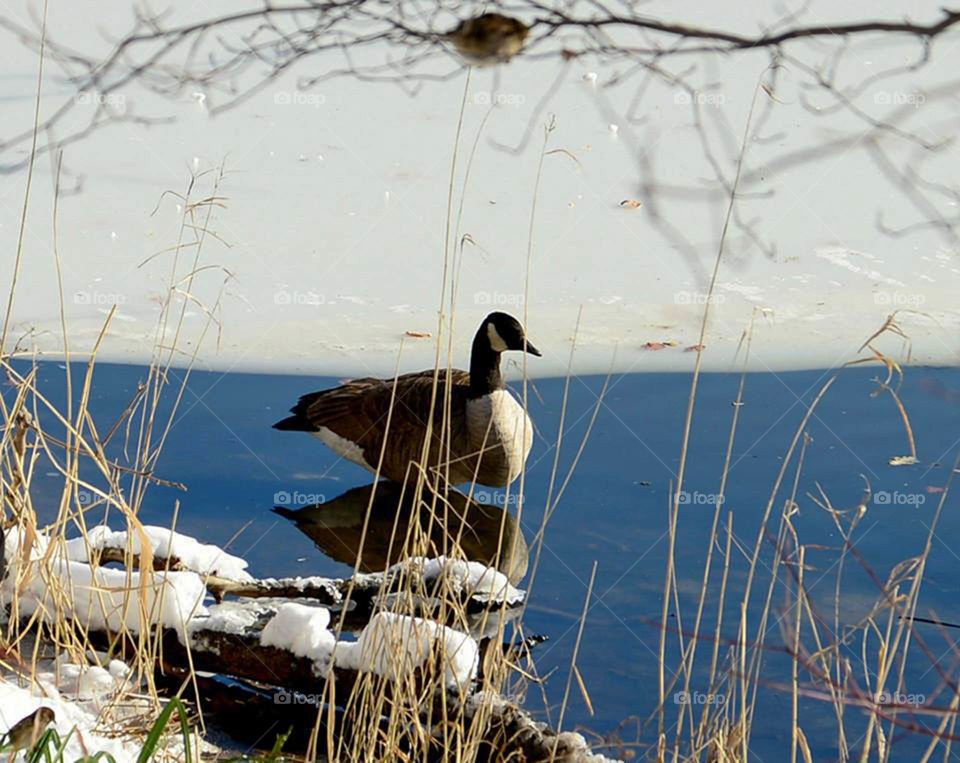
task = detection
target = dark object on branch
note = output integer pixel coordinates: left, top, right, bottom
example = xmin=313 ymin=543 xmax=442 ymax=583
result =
xmin=447 ymin=13 xmax=530 ymax=65
xmin=1 ymin=5 xmax=959 ymax=174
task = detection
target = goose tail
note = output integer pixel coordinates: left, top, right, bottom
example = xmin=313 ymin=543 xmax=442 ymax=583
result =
xmin=272 ymin=391 xmax=324 ymax=431
xmin=272 ymin=414 xmax=314 ymax=431
xmin=271 ymin=506 xmax=298 ymax=520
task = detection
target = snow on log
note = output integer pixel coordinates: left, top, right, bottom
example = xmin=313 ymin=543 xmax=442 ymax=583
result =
xmin=2 ymin=525 xmax=523 ymax=637
xmin=260 ymin=602 xmax=336 ymax=665
xmin=182 ymin=601 xmax=479 ymax=690
xmin=161 ymin=604 xmax=618 ymax=760
xmin=2 ymin=525 xmax=589 ymax=758
xmin=64 ymin=524 xmax=253 ymax=582
xmin=411 ymin=556 xmax=523 ymax=605
xmin=210 ymin=557 xmax=524 ymax=609
xmin=335 ymin=611 xmax=478 ymax=689
xmin=1 ymin=528 xmax=206 ymax=633
xmin=60 ymin=526 xmax=526 ymax=614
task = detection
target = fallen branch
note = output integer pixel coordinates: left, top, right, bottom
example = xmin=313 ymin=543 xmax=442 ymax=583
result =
xmin=87 ymin=603 xmax=616 ymax=762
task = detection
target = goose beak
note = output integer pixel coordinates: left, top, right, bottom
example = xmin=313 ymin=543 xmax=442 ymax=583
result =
xmin=524 ymin=340 xmax=542 ymax=357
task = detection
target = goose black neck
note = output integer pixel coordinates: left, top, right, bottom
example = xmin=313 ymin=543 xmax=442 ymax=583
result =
xmin=469 ymin=330 xmax=504 ymax=397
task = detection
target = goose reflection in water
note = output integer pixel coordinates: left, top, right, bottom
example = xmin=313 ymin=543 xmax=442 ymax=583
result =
xmin=273 ymin=481 xmax=528 ymax=585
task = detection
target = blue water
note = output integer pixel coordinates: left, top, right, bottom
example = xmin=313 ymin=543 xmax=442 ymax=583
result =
xmin=12 ymin=360 xmax=960 ymax=760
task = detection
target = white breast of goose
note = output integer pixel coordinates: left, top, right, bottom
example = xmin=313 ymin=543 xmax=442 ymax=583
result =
xmin=465 ymin=389 xmax=533 ymax=483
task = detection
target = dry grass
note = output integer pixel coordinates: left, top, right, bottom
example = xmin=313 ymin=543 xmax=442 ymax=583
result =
xmin=1 ymin=43 xmax=956 ymax=763
xmin=609 ymin=71 xmax=960 ymax=763
xmin=0 ymin=165 xmax=234 ymax=757
xmin=0 ymin=62 xmax=605 ymax=763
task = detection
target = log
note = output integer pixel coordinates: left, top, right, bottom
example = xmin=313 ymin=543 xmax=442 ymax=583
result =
xmin=167 ymin=671 xmax=618 ymax=762
xmin=92 ymin=610 xmax=618 ymax=762
xmin=7 ymin=525 xmax=611 ymax=760
xmin=87 ymin=548 xmax=524 ymax=622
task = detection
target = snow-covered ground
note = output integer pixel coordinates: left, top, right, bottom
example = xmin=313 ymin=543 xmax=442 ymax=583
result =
xmin=0 ymin=671 xmax=158 ymax=761
xmin=0 ymin=2 xmax=957 ymax=377
xmin=0 ymin=525 xmax=205 ymax=759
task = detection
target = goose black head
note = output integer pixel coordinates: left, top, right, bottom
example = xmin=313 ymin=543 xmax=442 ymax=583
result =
xmin=481 ymin=312 xmax=541 ymax=357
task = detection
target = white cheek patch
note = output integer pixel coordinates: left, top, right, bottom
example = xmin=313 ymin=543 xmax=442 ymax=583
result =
xmin=487 ymin=322 xmax=509 ymax=352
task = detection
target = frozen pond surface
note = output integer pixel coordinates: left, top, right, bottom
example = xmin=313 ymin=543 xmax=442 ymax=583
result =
xmin=1 ymin=2 xmax=959 ymax=375
xmin=18 ymin=359 xmax=960 ymax=759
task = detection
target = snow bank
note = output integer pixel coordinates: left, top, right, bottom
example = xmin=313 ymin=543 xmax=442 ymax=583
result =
xmin=0 ymin=643 xmax=202 ymax=762
xmin=336 ymin=612 xmax=479 ymax=690
xmin=2 ymin=528 xmax=207 ymax=634
xmin=0 ymin=686 xmax=137 ymax=761
xmin=5 ymin=5 xmax=960 ymax=377
xmin=64 ymin=525 xmax=253 ymax=582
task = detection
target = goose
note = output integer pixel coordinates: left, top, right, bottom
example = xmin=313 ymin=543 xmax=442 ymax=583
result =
xmin=273 ymin=312 xmax=540 ymax=487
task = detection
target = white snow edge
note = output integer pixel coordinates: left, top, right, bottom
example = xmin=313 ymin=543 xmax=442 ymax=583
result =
xmin=253 ymin=603 xmax=479 ymax=689
xmin=401 ymin=556 xmax=524 ymax=605
xmin=64 ymin=524 xmax=254 ymax=582
xmin=2 ymin=527 xmax=207 ymax=634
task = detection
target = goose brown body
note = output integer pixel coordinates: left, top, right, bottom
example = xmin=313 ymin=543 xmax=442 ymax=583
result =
xmin=278 ymin=369 xmax=532 ymax=486
xmin=273 ymin=312 xmax=540 ymax=488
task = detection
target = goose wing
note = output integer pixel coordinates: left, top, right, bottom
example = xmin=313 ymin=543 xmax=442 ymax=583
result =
xmin=274 ymin=369 xmax=470 ymax=471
